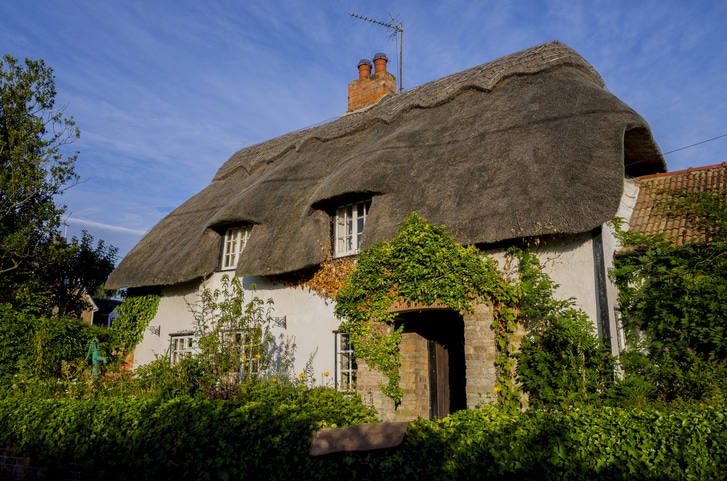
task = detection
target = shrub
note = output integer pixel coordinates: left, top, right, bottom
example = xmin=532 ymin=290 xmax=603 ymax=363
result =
xmin=1 ymin=399 xmax=725 ymax=480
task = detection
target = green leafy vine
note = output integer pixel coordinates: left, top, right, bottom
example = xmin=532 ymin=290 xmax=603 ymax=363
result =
xmin=335 ymin=213 xmax=513 ymax=404
xmin=335 ymin=213 xmax=612 ymax=410
xmin=109 ymin=294 xmax=161 ymax=351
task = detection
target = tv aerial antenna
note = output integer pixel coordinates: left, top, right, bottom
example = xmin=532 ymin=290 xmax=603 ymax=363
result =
xmin=349 ymin=13 xmax=404 ymax=93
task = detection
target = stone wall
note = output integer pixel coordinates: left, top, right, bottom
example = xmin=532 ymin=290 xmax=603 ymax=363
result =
xmin=463 ymin=303 xmax=498 ymax=407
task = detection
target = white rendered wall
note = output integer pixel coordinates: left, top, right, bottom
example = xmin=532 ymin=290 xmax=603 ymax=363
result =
xmin=133 ymin=279 xmax=199 ymax=367
xmin=602 ymin=177 xmax=641 ymax=354
xmin=483 ymin=235 xmax=599 ymax=324
xmin=132 ymin=272 xmax=341 ymax=386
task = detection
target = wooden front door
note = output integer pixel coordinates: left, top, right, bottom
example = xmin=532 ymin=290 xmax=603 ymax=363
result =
xmin=429 ymin=339 xmax=451 ymax=419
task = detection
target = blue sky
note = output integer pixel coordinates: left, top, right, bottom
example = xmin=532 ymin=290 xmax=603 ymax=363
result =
xmin=2 ymin=0 xmax=726 ymax=260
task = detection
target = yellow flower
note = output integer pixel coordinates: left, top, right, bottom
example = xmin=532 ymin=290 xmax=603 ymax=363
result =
xmin=323 ymin=371 xmax=329 ymax=377
xmin=254 ymin=353 xmax=261 ymax=359
xmin=299 ymin=373 xmax=306 ymax=379
xmin=493 ymin=386 xmax=501 ymax=393
xmin=271 ymin=377 xmax=277 ymax=383
xmin=241 ymin=355 xmax=247 ymax=361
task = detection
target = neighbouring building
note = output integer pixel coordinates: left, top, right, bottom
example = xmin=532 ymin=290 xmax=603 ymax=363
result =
xmin=106 ymin=41 xmax=665 ymax=421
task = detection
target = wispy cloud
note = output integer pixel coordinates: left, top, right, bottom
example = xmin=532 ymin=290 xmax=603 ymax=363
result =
xmin=66 ymin=217 xmax=148 ymax=236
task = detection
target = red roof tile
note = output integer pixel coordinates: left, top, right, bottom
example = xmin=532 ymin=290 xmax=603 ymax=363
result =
xmin=630 ymin=163 xmax=727 ymax=246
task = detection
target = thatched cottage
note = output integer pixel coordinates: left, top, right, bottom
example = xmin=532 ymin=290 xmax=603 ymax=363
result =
xmin=106 ymin=41 xmax=665 ymax=420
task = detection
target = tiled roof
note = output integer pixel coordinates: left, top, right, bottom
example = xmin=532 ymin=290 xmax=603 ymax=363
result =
xmin=630 ymin=163 xmax=727 ymax=246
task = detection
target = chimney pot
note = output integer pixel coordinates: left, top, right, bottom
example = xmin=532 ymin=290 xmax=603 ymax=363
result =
xmin=373 ymin=53 xmax=388 ymax=74
xmin=347 ymin=53 xmax=396 ymax=113
xmin=357 ymin=59 xmax=372 ymax=79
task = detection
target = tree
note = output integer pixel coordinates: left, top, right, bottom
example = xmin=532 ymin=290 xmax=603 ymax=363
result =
xmin=0 ymin=54 xmax=79 ymax=304
xmin=40 ymin=231 xmax=118 ymax=318
xmin=611 ymin=189 xmax=727 ymax=400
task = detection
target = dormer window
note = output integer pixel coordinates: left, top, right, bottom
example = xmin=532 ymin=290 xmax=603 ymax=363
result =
xmin=220 ymin=225 xmax=251 ymax=270
xmin=335 ymin=199 xmax=371 ymax=257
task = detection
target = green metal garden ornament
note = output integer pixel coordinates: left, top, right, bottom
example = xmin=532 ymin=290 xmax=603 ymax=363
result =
xmin=85 ymin=337 xmax=107 ymax=377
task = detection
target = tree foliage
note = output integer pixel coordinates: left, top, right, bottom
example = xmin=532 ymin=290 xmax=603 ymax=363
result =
xmin=17 ymin=231 xmax=118 ymax=317
xmin=611 ymin=188 xmax=727 ymax=401
xmin=0 ymin=54 xmax=121 ymax=387
xmin=514 ymin=248 xmax=614 ymax=409
xmin=0 ymin=54 xmax=79 ymax=296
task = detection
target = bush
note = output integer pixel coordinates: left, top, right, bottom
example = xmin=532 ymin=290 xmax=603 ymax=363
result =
xmin=1 ymin=399 xmax=725 ymax=480
xmin=513 ymin=249 xmax=615 ymax=409
xmin=0 ymin=384 xmax=377 ymax=480
xmin=0 ymin=303 xmax=108 ymax=386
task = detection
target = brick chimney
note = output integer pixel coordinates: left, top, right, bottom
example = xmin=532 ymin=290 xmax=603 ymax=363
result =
xmin=347 ymin=53 xmax=396 ymax=113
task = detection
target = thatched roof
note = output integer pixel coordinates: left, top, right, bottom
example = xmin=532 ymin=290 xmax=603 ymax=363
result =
xmin=629 ymin=163 xmax=727 ymax=246
xmin=107 ymin=41 xmax=665 ymax=289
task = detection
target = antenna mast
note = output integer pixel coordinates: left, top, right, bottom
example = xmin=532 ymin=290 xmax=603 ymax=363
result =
xmin=349 ymin=13 xmax=404 ymax=93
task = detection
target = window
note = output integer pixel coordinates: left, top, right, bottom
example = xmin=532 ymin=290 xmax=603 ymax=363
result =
xmin=334 ymin=331 xmax=357 ymax=392
xmin=335 ymin=200 xmax=371 ymax=257
xmin=224 ymin=328 xmax=264 ymax=379
xmin=220 ymin=226 xmax=251 ymax=270
xmin=169 ymin=333 xmax=195 ymax=365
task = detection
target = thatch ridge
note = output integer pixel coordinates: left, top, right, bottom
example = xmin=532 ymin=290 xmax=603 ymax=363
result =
xmin=214 ymin=41 xmax=604 ymax=181
xmin=107 ymin=41 xmax=664 ymax=289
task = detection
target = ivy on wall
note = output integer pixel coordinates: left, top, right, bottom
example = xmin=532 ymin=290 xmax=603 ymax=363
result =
xmin=270 ymin=256 xmax=356 ymax=300
xmin=334 ymin=213 xmax=612 ymax=410
xmin=109 ymin=294 xmax=161 ymax=352
xmin=334 ymin=213 xmax=513 ymax=403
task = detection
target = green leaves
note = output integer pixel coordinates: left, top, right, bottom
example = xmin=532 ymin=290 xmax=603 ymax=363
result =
xmin=1 ymin=54 xmax=80 ymax=301
xmin=335 ymin=213 xmax=508 ymax=403
xmin=610 ymin=188 xmax=727 ymax=402
xmin=0 ymin=386 xmax=377 ymax=480
xmin=109 ymin=294 xmax=160 ymax=352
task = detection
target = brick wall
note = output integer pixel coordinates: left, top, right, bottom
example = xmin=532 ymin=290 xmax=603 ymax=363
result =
xmin=358 ymin=302 xmax=500 ymax=421
xmin=463 ymin=303 xmax=498 ymax=407
xmin=0 ymin=448 xmax=44 ymax=480
xmin=347 ymin=72 xmax=396 ymax=112
xmin=0 ymin=447 xmax=86 ymax=481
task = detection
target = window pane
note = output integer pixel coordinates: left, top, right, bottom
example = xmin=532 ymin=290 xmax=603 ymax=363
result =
xmin=334 ymin=200 xmax=371 ymax=257
xmin=221 ymin=226 xmax=251 ymax=270
xmin=334 ymin=331 xmax=356 ymax=392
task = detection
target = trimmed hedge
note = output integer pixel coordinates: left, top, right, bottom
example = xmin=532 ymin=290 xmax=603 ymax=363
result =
xmin=0 ymin=394 xmax=725 ymax=480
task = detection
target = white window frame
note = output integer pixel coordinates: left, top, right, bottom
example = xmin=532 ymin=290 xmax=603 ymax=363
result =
xmin=334 ymin=200 xmax=371 ymax=257
xmin=334 ymin=331 xmax=356 ymax=392
xmin=222 ymin=328 xmax=264 ymax=379
xmin=220 ymin=226 xmax=251 ymax=270
xmin=169 ymin=332 xmax=195 ymax=365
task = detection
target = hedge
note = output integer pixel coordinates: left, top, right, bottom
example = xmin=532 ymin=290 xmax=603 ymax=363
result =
xmin=0 ymin=393 xmax=725 ymax=480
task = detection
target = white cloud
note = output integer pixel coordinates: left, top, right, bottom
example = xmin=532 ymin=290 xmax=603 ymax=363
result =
xmin=3 ymin=0 xmax=727 ymax=262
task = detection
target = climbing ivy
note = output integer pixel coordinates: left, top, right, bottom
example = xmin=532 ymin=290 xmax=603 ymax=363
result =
xmin=334 ymin=213 xmax=512 ymax=403
xmin=335 ymin=213 xmax=614 ymax=409
xmin=109 ymin=294 xmax=160 ymax=352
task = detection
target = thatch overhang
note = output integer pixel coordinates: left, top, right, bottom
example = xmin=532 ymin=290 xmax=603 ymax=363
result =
xmin=106 ymin=41 xmax=665 ymax=290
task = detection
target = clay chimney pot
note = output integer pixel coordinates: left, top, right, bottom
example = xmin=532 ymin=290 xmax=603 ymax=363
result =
xmin=357 ymin=59 xmax=372 ymax=79
xmin=347 ymin=52 xmax=396 ymax=113
xmin=373 ymin=53 xmax=388 ymax=74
